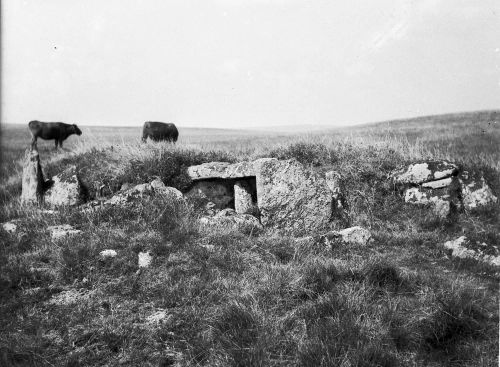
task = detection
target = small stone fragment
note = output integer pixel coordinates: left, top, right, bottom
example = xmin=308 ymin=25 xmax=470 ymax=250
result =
xmin=99 ymin=249 xmax=117 ymax=259
xmin=321 ymin=226 xmax=371 ymax=246
xmin=337 ymin=226 xmax=371 ymax=246
xmin=48 ymin=224 xmax=82 ymax=240
xmin=138 ymin=251 xmax=153 ymax=268
xmin=1 ymin=221 xmax=18 ymax=234
xmin=146 ymin=310 xmax=169 ymax=325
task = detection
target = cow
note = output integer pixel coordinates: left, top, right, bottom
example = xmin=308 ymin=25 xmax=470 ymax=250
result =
xmin=142 ymin=121 xmax=178 ymax=143
xmin=28 ymin=120 xmax=82 ymax=150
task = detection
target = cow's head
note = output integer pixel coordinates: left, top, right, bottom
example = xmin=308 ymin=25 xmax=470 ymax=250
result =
xmin=73 ymin=124 xmax=82 ymax=136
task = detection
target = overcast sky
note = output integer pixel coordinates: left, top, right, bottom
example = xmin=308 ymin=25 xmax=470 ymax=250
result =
xmin=2 ymin=0 xmax=499 ymax=128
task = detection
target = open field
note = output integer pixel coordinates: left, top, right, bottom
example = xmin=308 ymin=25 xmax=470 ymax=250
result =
xmin=1 ymin=111 xmax=499 ymax=366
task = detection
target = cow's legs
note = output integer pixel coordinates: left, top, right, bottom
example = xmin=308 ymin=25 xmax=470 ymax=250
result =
xmin=54 ymin=140 xmax=59 ymax=150
xmin=59 ymin=140 xmax=63 ymax=148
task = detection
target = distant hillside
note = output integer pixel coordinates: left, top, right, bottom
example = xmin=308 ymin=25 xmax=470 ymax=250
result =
xmin=252 ymin=110 xmax=500 ymax=134
xmin=346 ymin=110 xmax=500 ymax=131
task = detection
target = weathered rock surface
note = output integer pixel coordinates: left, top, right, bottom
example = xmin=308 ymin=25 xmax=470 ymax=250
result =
xmin=404 ymin=187 xmax=455 ymax=218
xmin=234 ymin=180 xmax=257 ymax=214
xmin=255 ymin=158 xmax=333 ymax=231
xmin=443 ymin=236 xmax=500 ymax=267
xmin=200 ymin=208 xmax=262 ymax=231
xmin=459 ymin=171 xmax=497 ymax=210
xmin=48 ymin=224 xmax=82 ymax=240
xmin=45 ymin=165 xmax=86 ymax=207
xmin=185 ymin=181 xmax=232 ymax=208
xmin=187 ymin=161 xmax=255 ymax=180
xmin=394 ymin=161 xmax=497 ymax=216
xmin=324 ymin=170 xmax=347 ymax=223
xmin=321 ymin=226 xmax=372 ymax=246
xmin=392 ymin=160 xmax=458 ymax=185
xmin=21 ymin=148 xmax=45 ymax=205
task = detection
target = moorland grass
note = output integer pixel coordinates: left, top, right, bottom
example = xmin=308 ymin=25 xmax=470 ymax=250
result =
xmin=0 ymin=111 xmax=498 ymax=366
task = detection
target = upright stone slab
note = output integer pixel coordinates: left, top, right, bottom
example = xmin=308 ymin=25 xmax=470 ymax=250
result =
xmin=21 ymin=147 xmax=45 ymax=205
xmin=255 ymin=158 xmax=332 ymax=231
xmin=234 ymin=180 xmax=255 ymax=214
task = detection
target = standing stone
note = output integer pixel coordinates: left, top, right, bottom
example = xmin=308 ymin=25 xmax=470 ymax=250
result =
xmin=234 ymin=180 xmax=255 ymax=214
xmin=325 ymin=170 xmax=349 ymax=226
xmin=21 ymin=147 xmax=45 ymax=205
xmin=325 ymin=170 xmax=342 ymax=197
xmin=255 ymin=158 xmax=333 ymax=231
xmin=45 ymin=165 xmax=86 ymax=207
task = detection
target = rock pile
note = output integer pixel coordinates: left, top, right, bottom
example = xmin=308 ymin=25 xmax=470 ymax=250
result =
xmin=392 ymin=160 xmax=497 ymax=217
xmin=187 ymin=158 xmax=343 ymax=232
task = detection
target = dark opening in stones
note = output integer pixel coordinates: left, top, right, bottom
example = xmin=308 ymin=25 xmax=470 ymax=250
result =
xmin=185 ymin=176 xmax=258 ymax=216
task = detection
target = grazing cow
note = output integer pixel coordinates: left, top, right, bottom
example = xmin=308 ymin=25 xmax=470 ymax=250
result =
xmin=28 ymin=120 xmax=82 ymax=149
xmin=142 ymin=121 xmax=178 ymax=143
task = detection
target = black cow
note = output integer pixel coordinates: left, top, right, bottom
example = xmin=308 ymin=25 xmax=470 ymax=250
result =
xmin=142 ymin=121 xmax=178 ymax=143
xmin=28 ymin=120 xmax=82 ymax=149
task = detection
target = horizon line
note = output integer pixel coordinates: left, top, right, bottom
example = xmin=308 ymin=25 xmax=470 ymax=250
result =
xmin=1 ymin=109 xmax=498 ymax=130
